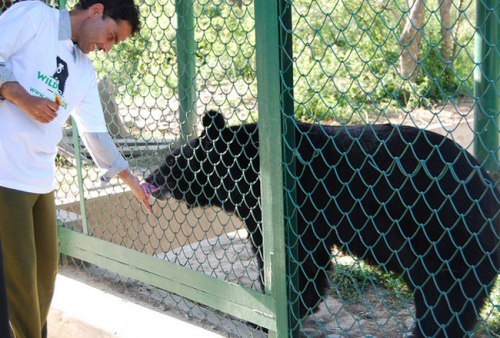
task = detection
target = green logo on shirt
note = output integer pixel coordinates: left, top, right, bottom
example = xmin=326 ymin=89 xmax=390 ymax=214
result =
xmin=37 ymin=71 xmax=59 ymax=90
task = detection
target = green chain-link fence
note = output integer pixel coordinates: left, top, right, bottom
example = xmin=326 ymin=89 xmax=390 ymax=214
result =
xmin=1 ymin=0 xmax=498 ymax=336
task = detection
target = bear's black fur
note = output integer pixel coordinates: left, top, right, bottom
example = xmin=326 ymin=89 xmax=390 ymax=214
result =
xmin=146 ymin=110 xmax=499 ymax=337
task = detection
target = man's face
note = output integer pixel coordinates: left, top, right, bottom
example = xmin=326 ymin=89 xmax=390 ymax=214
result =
xmin=76 ymin=4 xmax=133 ymax=54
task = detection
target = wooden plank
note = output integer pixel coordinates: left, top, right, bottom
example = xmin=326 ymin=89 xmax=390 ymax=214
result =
xmin=58 ymin=137 xmax=175 ymax=161
xmin=58 ymin=227 xmax=276 ymax=330
xmin=119 ymin=145 xmax=171 ymax=157
xmin=112 ymin=138 xmax=175 ymax=146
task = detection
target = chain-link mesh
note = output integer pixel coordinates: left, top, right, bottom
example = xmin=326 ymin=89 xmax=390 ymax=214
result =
xmin=282 ymin=0 xmax=499 ymax=337
xmin=2 ymin=0 xmax=497 ymax=336
xmin=281 ymin=119 xmax=499 ymax=336
xmin=54 ymin=0 xmax=266 ymax=336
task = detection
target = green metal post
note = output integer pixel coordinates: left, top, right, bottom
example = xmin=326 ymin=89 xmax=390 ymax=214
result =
xmin=278 ymin=1 xmax=300 ymax=336
xmin=474 ymin=0 xmax=499 ymax=171
xmin=255 ymin=0 xmax=286 ymax=335
xmin=57 ymin=0 xmax=89 ymax=234
xmin=176 ymin=0 xmax=197 ymax=144
xmin=256 ymin=0 xmax=296 ymax=336
xmin=71 ymin=122 xmax=90 ymax=235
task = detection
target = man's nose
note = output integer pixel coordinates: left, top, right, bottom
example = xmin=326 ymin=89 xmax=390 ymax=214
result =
xmin=103 ymin=41 xmax=114 ymax=53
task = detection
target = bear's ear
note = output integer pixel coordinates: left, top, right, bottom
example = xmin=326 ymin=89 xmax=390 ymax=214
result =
xmin=202 ymin=110 xmax=225 ymax=129
xmin=202 ymin=110 xmax=225 ymax=140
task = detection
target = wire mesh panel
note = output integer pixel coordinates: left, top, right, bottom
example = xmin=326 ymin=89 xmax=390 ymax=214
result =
xmin=54 ymin=0 xmax=273 ymax=336
xmin=12 ymin=0 xmax=494 ymax=336
xmin=56 ymin=0 xmax=259 ymax=257
xmin=281 ymin=0 xmax=499 ymax=337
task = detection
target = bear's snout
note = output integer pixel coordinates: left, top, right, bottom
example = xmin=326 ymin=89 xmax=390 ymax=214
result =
xmin=144 ymin=172 xmax=169 ymax=200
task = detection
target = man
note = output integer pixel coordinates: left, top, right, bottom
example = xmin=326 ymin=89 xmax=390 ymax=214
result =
xmin=0 ymin=1 xmax=152 ymax=337
xmin=0 ymin=243 xmax=9 ymax=338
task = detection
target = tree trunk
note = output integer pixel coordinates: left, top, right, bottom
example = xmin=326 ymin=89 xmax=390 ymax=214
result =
xmin=399 ymin=0 xmax=426 ymax=81
xmin=439 ymin=0 xmax=453 ymax=62
xmin=452 ymin=0 xmax=465 ymax=59
xmin=98 ymin=77 xmax=129 ymax=139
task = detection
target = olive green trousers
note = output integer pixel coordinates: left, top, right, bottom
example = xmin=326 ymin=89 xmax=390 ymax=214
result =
xmin=0 ymin=187 xmax=58 ymax=338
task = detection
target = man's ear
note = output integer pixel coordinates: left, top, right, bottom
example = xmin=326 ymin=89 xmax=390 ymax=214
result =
xmin=88 ymin=3 xmax=104 ymax=18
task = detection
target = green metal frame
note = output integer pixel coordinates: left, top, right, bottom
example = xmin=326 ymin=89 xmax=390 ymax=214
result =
xmin=255 ymin=0 xmax=291 ymax=336
xmin=176 ymin=0 xmax=197 ymax=144
xmin=58 ymin=227 xmax=276 ymax=329
xmin=59 ymin=0 xmax=90 ymax=234
xmin=55 ymin=0 xmax=289 ymax=335
xmin=474 ymin=0 xmax=499 ymax=172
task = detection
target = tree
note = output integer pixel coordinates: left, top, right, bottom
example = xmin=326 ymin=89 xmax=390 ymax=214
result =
xmin=398 ymin=0 xmax=455 ymax=81
xmin=439 ymin=0 xmax=453 ymax=61
xmin=399 ymin=0 xmax=426 ymax=81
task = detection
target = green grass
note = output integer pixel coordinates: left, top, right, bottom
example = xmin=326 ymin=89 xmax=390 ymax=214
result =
xmin=329 ymin=263 xmax=500 ymax=335
xmin=478 ymin=279 xmax=500 ymax=336
xmin=328 ymin=263 xmax=411 ymax=304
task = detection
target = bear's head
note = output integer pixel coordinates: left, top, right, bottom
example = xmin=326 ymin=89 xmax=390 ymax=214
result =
xmin=145 ymin=110 xmax=259 ymax=212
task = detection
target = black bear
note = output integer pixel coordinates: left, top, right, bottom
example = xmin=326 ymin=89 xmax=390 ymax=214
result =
xmin=145 ymin=110 xmax=499 ymax=337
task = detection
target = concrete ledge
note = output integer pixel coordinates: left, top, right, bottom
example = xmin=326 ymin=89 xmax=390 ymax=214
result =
xmin=48 ymin=273 xmax=223 ymax=338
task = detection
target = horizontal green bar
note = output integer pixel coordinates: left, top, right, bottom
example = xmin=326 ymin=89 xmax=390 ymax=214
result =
xmin=58 ymin=227 xmax=276 ymax=330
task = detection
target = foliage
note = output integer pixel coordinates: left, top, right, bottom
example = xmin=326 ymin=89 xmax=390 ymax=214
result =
xmin=329 ymin=263 xmax=500 ymax=336
xmin=291 ymin=0 xmax=476 ymax=122
xmin=478 ymin=279 xmax=500 ymax=336
xmin=90 ymin=0 xmax=476 ymax=122
xmin=91 ymin=0 xmax=178 ymax=107
xmin=328 ymin=262 xmax=411 ymax=304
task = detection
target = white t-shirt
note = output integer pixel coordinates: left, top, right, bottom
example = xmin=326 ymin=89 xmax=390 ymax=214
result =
xmin=0 ymin=1 xmax=108 ymax=193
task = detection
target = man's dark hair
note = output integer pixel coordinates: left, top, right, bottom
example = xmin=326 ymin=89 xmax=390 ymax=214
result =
xmin=75 ymin=0 xmax=141 ymax=34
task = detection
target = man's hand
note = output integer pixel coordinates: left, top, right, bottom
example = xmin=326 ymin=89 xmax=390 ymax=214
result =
xmin=0 ymin=81 xmax=59 ymax=123
xmin=118 ymin=169 xmax=154 ymax=215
